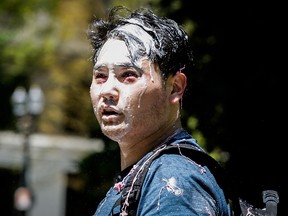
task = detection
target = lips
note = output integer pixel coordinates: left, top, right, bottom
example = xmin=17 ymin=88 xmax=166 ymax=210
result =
xmin=101 ymin=106 xmax=119 ymax=115
xmin=100 ymin=106 xmax=121 ymax=121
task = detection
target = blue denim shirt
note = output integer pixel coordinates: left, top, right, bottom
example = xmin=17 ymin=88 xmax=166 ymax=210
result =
xmin=93 ymin=130 xmax=231 ymax=215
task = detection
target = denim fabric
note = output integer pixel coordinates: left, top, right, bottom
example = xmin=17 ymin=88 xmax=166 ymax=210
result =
xmin=93 ymin=130 xmax=231 ymax=215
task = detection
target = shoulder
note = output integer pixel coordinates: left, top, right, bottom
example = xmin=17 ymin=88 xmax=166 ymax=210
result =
xmin=136 ymin=153 xmax=230 ymax=215
xmin=146 ymin=153 xmax=217 ymax=188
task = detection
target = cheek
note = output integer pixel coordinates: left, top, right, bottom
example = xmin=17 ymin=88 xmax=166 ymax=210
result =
xmin=89 ymin=85 xmax=95 ymax=100
xmin=90 ymin=85 xmax=100 ymax=106
xmin=139 ymin=87 xmax=168 ymax=112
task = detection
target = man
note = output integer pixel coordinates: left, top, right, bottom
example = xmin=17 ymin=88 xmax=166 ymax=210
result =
xmin=88 ymin=6 xmax=231 ymax=215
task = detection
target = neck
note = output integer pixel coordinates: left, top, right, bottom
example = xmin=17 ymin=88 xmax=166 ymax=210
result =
xmin=119 ymin=121 xmax=183 ymax=170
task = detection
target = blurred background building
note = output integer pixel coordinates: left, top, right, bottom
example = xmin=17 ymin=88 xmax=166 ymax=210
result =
xmin=0 ymin=131 xmax=104 ymax=216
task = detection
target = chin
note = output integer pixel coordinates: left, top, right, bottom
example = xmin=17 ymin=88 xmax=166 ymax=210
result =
xmin=102 ymin=127 xmax=126 ymax=141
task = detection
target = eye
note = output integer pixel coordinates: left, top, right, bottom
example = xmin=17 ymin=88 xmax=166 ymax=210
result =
xmin=94 ymin=71 xmax=108 ymax=84
xmin=122 ymin=71 xmax=138 ymax=78
xmin=119 ymin=70 xmax=139 ymax=83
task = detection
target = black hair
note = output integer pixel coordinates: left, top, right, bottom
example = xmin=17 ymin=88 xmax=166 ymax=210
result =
xmin=87 ymin=6 xmax=193 ymax=78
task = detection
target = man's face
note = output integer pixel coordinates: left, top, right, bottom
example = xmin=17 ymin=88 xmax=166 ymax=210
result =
xmin=90 ymin=39 xmax=175 ymax=144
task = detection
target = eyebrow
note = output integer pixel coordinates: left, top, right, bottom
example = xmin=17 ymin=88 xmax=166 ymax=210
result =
xmin=94 ymin=62 xmax=143 ymax=73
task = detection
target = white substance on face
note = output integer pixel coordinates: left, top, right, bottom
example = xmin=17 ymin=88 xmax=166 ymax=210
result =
xmin=137 ymin=84 xmax=147 ymax=108
xmin=149 ymin=61 xmax=155 ymax=83
xmin=91 ymin=38 xmax=170 ymax=146
xmin=109 ymin=95 xmax=133 ymax=143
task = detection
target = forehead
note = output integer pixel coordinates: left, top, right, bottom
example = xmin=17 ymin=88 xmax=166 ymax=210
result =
xmin=95 ymin=39 xmax=130 ymax=66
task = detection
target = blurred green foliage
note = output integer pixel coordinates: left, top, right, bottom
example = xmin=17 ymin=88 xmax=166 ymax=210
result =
xmin=0 ymin=0 xmax=209 ymax=143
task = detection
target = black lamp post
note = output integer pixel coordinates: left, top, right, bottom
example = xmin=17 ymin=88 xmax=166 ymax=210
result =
xmin=11 ymin=85 xmax=44 ymax=215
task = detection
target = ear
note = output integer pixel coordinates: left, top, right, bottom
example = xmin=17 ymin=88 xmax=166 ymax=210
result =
xmin=170 ymin=72 xmax=187 ymax=104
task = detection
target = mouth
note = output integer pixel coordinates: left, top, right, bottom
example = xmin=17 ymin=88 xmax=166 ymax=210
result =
xmin=100 ymin=106 xmax=122 ymax=121
xmin=103 ymin=110 xmax=118 ymax=116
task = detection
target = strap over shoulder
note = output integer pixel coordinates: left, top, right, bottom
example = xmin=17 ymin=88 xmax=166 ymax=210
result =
xmin=111 ymin=143 xmax=279 ymax=216
xmin=113 ymin=143 xmax=236 ymax=216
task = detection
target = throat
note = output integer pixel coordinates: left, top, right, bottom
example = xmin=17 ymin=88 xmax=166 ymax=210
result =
xmin=119 ymin=126 xmax=183 ymax=170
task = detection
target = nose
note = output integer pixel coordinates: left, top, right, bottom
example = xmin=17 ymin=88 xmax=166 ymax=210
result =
xmin=99 ymin=76 xmax=119 ymax=101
